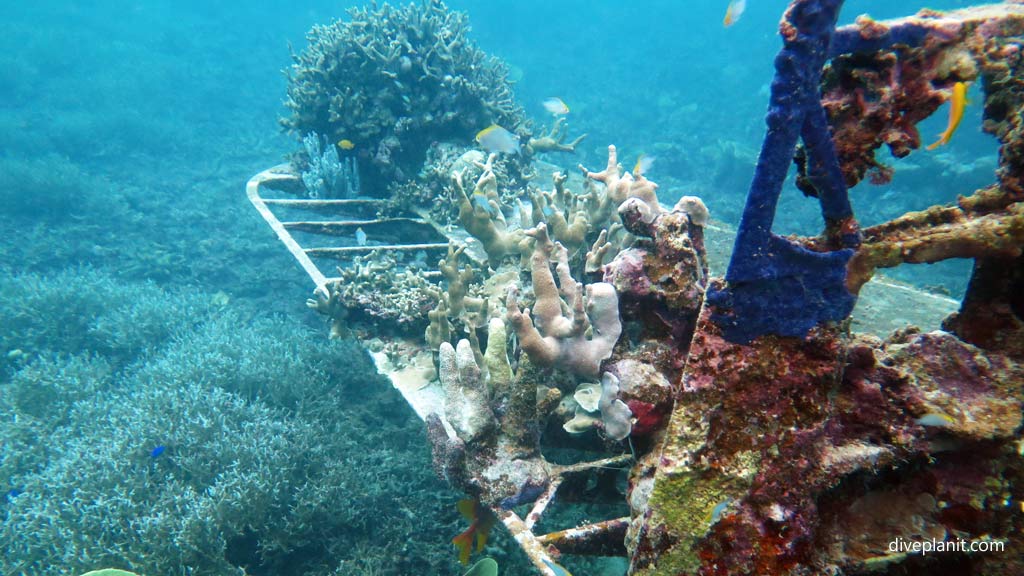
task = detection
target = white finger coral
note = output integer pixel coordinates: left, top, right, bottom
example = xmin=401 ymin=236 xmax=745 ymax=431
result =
xmin=439 ymin=339 xmax=496 ymax=443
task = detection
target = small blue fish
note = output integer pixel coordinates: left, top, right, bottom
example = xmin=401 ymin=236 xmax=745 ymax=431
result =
xmin=150 ymin=445 xmax=167 ymax=458
xmin=472 ymin=192 xmax=498 ymax=216
xmin=475 ymin=124 xmax=520 ymax=155
xmin=4 ymin=488 xmax=22 ymax=503
xmin=707 ymin=497 xmax=733 ymax=526
xmin=355 ymin=227 xmax=367 ymax=247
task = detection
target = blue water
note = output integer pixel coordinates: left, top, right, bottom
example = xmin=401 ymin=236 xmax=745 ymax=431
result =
xmin=0 ymin=1 xmax=995 ymax=574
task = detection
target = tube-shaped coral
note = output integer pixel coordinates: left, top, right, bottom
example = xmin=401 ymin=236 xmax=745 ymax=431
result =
xmin=507 ymin=224 xmax=622 ymax=378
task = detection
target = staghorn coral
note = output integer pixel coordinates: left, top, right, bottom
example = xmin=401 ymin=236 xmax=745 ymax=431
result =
xmin=282 ymin=0 xmax=525 ymax=196
xmin=0 ymin=269 xmax=477 ymax=575
xmin=506 ymin=223 xmax=622 ymax=379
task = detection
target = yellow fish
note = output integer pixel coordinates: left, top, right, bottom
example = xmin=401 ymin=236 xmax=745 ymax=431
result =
xmin=633 ymin=153 xmax=656 ymax=178
xmin=337 ymin=139 xmax=355 ymax=150
xmin=452 ymin=498 xmax=495 ymax=565
xmin=915 ymin=412 xmax=956 ymax=428
xmin=724 ymin=0 xmax=746 ymax=27
xmin=927 ymin=82 xmax=968 ymax=150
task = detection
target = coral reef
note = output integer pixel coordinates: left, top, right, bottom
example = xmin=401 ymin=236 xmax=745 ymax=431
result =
xmin=453 ymin=155 xmax=528 ymax=267
xmin=282 ymin=0 xmax=525 ymax=196
xmin=308 ymin=251 xmax=440 ymax=333
xmin=256 ymin=2 xmax=1024 ymax=575
xmin=628 ymin=2 xmax=1024 ymax=575
xmin=0 ymin=270 xmax=473 ymax=576
xmin=630 ymin=311 xmax=1022 ymax=575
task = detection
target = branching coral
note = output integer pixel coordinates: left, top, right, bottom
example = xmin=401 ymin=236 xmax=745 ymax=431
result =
xmin=453 ymin=157 xmax=527 ymax=266
xmin=526 ymin=117 xmax=587 ymax=155
xmin=506 ymin=224 xmax=622 ymax=379
xmin=436 ymin=243 xmax=488 ymax=326
xmin=282 ymin=0 xmax=524 ymax=195
xmin=579 ymin=145 xmax=661 ymax=229
xmin=528 ymin=171 xmax=589 ymax=255
xmin=1 ymin=272 xmax=461 ymax=575
xmin=307 ymin=253 xmax=439 ymax=334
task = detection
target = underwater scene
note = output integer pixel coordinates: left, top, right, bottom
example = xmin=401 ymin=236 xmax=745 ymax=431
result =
xmin=2 ymin=0 xmax=1022 ymax=575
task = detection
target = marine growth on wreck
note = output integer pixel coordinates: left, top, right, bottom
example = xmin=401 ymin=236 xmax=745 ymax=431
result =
xmin=249 ymin=1 xmax=1024 ymax=574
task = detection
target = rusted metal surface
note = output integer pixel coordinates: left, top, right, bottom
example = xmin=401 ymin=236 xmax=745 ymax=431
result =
xmin=537 ymin=517 xmax=630 ymax=556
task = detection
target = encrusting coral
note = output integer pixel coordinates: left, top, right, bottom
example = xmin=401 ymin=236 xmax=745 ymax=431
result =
xmin=630 ymin=3 xmax=1024 ymax=575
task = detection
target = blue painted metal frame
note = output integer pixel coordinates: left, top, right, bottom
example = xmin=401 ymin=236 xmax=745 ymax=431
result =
xmin=706 ymin=0 xmax=858 ymax=343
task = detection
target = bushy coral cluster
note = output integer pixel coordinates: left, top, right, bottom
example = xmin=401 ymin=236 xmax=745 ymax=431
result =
xmin=282 ymin=0 xmax=524 ymax=196
xmin=308 ymin=251 xmax=440 ymax=335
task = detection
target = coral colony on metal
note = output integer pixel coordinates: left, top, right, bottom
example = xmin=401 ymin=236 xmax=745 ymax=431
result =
xmin=249 ymin=0 xmax=1024 ymax=574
